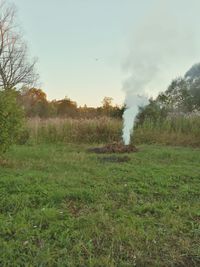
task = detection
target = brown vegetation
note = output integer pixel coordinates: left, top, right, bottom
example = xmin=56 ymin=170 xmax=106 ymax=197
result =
xmin=27 ymin=117 xmax=122 ymax=144
xmin=17 ymin=89 xmax=124 ymax=119
xmin=24 ymin=116 xmax=200 ymax=147
xmin=88 ymin=142 xmax=138 ymax=153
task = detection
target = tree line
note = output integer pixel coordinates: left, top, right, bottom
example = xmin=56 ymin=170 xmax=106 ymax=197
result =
xmin=136 ymin=63 xmax=200 ymax=126
xmin=16 ymin=88 xmax=125 ymax=119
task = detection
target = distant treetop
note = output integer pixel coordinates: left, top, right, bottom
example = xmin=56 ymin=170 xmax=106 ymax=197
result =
xmin=185 ymin=62 xmax=200 ymax=80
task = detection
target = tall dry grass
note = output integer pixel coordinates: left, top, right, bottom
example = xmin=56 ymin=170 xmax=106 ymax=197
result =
xmin=25 ymin=115 xmax=200 ymax=146
xmin=133 ymin=115 xmax=200 ymax=146
xmin=27 ymin=117 xmax=122 ymax=144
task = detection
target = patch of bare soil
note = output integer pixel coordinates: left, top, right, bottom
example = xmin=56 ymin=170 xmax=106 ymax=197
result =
xmin=66 ymin=200 xmax=95 ymax=217
xmin=99 ymin=156 xmax=130 ymax=163
xmin=0 ymin=158 xmax=13 ymax=167
xmin=66 ymin=200 xmax=85 ymax=217
xmin=88 ymin=142 xmax=138 ymax=154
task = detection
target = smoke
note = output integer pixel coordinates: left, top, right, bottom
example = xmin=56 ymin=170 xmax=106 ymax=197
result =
xmin=122 ymin=0 xmax=199 ymax=145
xmin=122 ymin=95 xmax=148 ymax=145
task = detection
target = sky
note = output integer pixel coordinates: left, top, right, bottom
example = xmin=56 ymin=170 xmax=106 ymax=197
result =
xmin=13 ymin=0 xmax=200 ymax=107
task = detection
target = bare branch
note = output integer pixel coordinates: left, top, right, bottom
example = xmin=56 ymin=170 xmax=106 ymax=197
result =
xmin=0 ymin=0 xmax=38 ymax=90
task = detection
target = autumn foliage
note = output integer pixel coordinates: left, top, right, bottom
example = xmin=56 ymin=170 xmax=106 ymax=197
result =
xmin=17 ymin=88 xmax=124 ymax=119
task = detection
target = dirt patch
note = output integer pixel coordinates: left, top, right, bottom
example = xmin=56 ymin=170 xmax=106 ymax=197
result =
xmin=99 ymin=156 xmax=131 ymax=163
xmin=0 ymin=158 xmax=14 ymax=168
xmin=65 ymin=200 xmax=94 ymax=217
xmin=88 ymin=142 xmax=138 ymax=154
xmin=66 ymin=200 xmax=85 ymax=217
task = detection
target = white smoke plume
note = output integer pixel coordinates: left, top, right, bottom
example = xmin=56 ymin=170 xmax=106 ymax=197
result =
xmin=122 ymin=0 xmax=200 ymax=145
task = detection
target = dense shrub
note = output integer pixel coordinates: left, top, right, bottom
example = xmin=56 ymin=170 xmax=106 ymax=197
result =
xmin=0 ymin=90 xmax=24 ymax=154
xmin=136 ymin=99 xmax=168 ymax=126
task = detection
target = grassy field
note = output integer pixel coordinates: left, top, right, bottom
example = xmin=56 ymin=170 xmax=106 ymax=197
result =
xmin=0 ymin=144 xmax=200 ymax=266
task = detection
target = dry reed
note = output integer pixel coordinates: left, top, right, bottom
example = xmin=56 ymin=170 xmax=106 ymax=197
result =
xmin=25 ymin=115 xmax=200 ymax=147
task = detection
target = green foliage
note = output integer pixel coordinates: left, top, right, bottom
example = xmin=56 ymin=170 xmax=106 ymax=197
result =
xmin=136 ymin=99 xmax=168 ymax=126
xmin=161 ymin=63 xmax=200 ymax=112
xmin=137 ymin=63 xmax=200 ymax=126
xmin=0 ymin=90 xmax=24 ymax=154
xmin=0 ymin=144 xmax=199 ymax=266
xmin=164 ymin=78 xmax=196 ymax=112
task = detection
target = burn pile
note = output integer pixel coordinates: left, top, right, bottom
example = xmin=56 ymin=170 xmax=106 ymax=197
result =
xmin=88 ymin=142 xmax=138 ymax=154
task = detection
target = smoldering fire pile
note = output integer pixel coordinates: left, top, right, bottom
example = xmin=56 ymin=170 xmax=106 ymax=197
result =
xmin=87 ymin=142 xmax=138 ymax=163
xmin=88 ymin=142 xmax=138 ymax=154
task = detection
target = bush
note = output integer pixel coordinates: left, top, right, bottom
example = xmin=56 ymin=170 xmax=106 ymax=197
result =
xmin=136 ymin=100 xmax=168 ymax=126
xmin=0 ymin=90 xmax=24 ymax=154
xmin=17 ymin=128 xmax=30 ymax=145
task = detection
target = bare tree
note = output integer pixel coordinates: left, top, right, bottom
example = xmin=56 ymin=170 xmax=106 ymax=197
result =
xmin=0 ymin=0 xmax=38 ymax=90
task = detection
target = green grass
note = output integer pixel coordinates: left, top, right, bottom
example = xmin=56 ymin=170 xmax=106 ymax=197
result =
xmin=0 ymin=144 xmax=200 ymax=266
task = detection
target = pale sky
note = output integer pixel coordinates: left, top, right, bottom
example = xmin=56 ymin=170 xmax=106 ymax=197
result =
xmin=13 ymin=0 xmax=200 ymax=107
